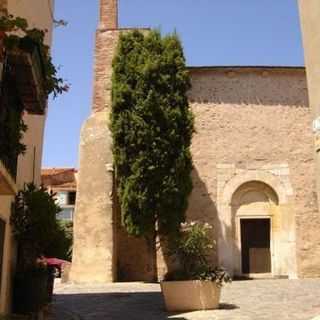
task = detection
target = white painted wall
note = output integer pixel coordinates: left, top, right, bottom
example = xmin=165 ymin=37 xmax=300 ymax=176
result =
xmin=7 ymin=0 xmax=54 ymax=45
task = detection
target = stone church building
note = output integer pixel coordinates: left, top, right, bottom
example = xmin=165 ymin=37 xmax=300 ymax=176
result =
xmin=69 ymin=0 xmax=320 ymax=283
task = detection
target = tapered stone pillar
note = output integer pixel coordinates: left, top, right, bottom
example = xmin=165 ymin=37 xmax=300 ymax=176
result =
xmin=69 ymin=0 xmax=119 ymax=283
xmin=298 ymin=0 xmax=320 ymax=209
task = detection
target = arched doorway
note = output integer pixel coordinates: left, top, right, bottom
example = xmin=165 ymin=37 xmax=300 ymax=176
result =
xmin=231 ymin=182 xmax=278 ymax=277
xmin=218 ymin=170 xmax=297 ymax=279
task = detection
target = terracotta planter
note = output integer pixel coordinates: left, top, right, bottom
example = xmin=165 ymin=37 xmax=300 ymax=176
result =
xmin=160 ymin=280 xmax=221 ymax=312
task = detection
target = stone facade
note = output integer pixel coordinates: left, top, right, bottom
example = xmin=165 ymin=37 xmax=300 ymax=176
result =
xmin=187 ymin=67 xmax=319 ymax=278
xmin=153 ymin=67 xmax=320 ymax=280
xmin=71 ymin=0 xmax=320 ymax=283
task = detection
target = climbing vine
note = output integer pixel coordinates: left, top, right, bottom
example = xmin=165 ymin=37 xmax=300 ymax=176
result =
xmin=0 ymin=62 xmax=27 ymax=177
xmin=111 ymin=30 xmax=194 ymax=237
xmin=0 ymin=14 xmax=69 ymax=97
xmin=0 ymin=15 xmax=69 ymax=175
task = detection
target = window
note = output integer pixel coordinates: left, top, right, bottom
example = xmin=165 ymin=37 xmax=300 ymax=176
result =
xmin=68 ymin=191 xmax=76 ymax=205
xmin=56 ymin=192 xmax=68 ymax=206
xmin=57 ymin=208 xmax=74 ymax=221
xmin=56 ymin=191 xmax=76 ymax=206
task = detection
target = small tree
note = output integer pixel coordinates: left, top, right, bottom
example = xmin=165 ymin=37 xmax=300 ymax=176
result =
xmin=111 ymin=30 xmax=194 ymax=237
xmin=45 ymin=221 xmax=73 ymax=261
xmin=11 ymin=183 xmax=70 ymax=270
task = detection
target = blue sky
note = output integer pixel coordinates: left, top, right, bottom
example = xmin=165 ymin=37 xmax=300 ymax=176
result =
xmin=43 ymin=0 xmax=304 ymax=168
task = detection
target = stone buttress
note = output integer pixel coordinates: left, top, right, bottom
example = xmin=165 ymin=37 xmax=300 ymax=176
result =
xmin=69 ymin=0 xmax=119 ymax=283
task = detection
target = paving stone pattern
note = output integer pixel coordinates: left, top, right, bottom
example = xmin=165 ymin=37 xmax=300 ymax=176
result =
xmin=52 ymin=279 xmax=320 ymax=320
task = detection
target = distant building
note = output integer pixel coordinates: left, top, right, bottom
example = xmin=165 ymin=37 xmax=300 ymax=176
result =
xmin=41 ymin=168 xmax=78 ymax=222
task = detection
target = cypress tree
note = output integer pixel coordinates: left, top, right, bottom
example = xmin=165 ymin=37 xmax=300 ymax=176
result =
xmin=111 ymin=30 xmax=194 ymax=237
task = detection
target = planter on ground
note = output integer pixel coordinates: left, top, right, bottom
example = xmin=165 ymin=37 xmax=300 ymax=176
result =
xmin=13 ymin=269 xmax=49 ymax=315
xmin=161 ymin=280 xmax=221 ymax=312
xmin=160 ymin=222 xmax=231 ymax=312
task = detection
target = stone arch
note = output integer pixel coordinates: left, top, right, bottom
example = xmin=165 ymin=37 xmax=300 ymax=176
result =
xmin=222 ymin=171 xmax=287 ymax=205
xmin=217 ymin=170 xmax=297 ymax=278
xmin=231 ymin=181 xmax=279 ymax=208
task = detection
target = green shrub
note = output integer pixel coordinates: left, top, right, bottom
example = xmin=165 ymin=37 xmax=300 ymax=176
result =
xmin=45 ymin=221 xmax=73 ymax=261
xmin=166 ymin=222 xmax=232 ymax=286
xmin=11 ymin=183 xmax=71 ymax=269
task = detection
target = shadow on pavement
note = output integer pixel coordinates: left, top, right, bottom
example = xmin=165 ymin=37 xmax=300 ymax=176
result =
xmin=219 ymin=303 xmax=239 ymax=310
xmin=53 ymin=291 xmax=174 ymax=320
xmin=53 ymin=291 xmax=238 ymax=320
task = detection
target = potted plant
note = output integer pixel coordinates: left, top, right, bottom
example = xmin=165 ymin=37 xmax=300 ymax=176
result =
xmin=0 ymin=315 xmax=28 ymax=320
xmin=10 ymin=183 xmax=70 ymax=315
xmin=161 ymin=221 xmax=231 ymax=312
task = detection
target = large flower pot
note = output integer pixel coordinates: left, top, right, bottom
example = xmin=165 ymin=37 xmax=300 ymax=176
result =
xmin=13 ymin=269 xmax=49 ymax=314
xmin=160 ymin=280 xmax=221 ymax=312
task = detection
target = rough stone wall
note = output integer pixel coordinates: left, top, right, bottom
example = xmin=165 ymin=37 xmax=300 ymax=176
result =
xmin=185 ymin=67 xmax=320 ymax=278
xmin=116 ymin=225 xmax=156 ymax=282
xmin=70 ymin=24 xmax=120 ymax=282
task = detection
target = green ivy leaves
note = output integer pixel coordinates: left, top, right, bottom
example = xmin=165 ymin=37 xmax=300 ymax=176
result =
xmin=0 ymin=14 xmax=69 ymax=97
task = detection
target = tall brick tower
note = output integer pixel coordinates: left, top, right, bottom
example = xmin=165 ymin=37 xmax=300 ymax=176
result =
xmin=69 ymin=0 xmax=120 ymax=283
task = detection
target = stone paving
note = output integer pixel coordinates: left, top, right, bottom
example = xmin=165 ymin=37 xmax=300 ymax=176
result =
xmin=51 ymin=279 xmax=320 ymax=320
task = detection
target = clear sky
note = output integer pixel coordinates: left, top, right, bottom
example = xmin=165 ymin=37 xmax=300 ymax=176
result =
xmin=43 ymin=0 xmax=304 ymax=168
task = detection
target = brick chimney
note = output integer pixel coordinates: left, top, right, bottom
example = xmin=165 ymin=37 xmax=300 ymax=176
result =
xmin=100 ymin=0 xmax=118 ymax=30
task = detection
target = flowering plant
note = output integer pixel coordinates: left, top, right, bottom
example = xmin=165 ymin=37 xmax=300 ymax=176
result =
xmin=165 ymin=221 xmax=231 ymax=286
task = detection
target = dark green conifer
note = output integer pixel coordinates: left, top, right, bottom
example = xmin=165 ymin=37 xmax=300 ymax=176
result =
xmin=111 ymin=30 xmax=194 ymax=237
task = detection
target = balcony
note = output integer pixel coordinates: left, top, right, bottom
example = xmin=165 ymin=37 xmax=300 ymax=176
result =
xmin=6 ymin=41 xmax=47 ymax=115
xmin=0 ymin=159 xmax=17 ymax=195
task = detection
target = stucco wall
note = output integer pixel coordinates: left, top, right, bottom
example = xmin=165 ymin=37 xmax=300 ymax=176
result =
xmin=0 ymin=0 xmax=54 ymax=313
xmin=8 ymin=0 xmax=54 ymax=188
xmin=16 ymin=115 xmax=46 ymax=188
xmin=6 ymin=0 xmax=55 ymax=189
xmin=0 ymin=196 xmax=15 ymax=313
xmin=186 ymin=67 xmax=319 ymax=278
xmin=298 ymin=0 xmax=320 ymax=118
xmin=7 ymin=0 xmax=54 ymax=45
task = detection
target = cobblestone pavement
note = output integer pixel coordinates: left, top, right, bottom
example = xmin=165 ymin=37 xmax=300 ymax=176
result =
xmin=52 ymin=279 xmax=320 ymax=320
